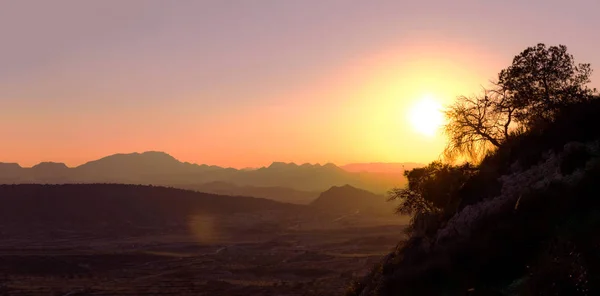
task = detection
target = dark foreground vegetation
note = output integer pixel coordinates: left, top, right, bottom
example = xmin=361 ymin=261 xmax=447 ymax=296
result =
xmin=350 ymin=44 xmax=600 ymax=295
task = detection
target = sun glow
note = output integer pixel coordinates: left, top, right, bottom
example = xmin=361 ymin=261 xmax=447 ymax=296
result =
xmin=408 ymin=95 xmax=445 ymax=137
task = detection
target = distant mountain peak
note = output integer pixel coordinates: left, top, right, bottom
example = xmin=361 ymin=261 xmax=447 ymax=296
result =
xmin=268 ymin=162 xmax=298 ymax=169
xmin=140 ymin=151 xmax=176 ymax=158
xmin=322 ymin=163 xmax=339 ymax=169
xmin=32 ymin=162 xmax=69 ymax=169
xmin=323 ymin=184 xmax=363 ymax=193
xmin=125 ymin=151 xmax=180 ymax=162
xmin=79 ymin=151 xmax=179 ymax=166
xmin=0 ymin=162 xmax=22 ymax=169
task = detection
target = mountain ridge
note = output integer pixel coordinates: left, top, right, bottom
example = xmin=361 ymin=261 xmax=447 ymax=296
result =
xmin=0 ymin=151 xmax=406 ymax=194
xmin=4 ymin=152 xmax=347 ymax=171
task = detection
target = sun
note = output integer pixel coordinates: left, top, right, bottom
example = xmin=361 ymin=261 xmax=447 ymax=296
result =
xmin=408 ymin=95 xmax=444 ymax=137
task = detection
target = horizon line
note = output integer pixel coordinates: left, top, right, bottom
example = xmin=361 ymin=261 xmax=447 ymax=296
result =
xmin=0 ymin=150 xmax=423 ymax=170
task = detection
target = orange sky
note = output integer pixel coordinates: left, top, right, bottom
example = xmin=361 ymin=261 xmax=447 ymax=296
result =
xmin=1 ymin=39 xmax=504 ymax=168
xmin=2 ymin=1 xmax=599 ymax=168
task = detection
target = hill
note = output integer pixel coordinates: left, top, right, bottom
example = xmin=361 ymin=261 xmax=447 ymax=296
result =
xmin=350 ymin=99 xmax=600 ymax=295
xmin=310 ymin=185 xmax=392 ymax=216
xmin=179 ymin=181 xmax=319 ymax=204
xmin=0 ymin=153 xmax=405 ymax=194
xmin=0 ymin=184 xmax=304 ymax=241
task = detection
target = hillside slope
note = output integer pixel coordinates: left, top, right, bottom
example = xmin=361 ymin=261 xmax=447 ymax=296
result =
xmin=351 ymin=100 xmax=600 ymax=295
xmin=179 ymin=181 xmax=319 ymax=204
xmin=310 ymin=185 xmax=391 ymax=216
xmin=0 ymin=184 xmax=303 ymax=241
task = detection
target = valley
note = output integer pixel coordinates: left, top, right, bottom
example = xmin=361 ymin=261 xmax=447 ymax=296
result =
xmin=0 ymin=184 xmax=406 ymax=296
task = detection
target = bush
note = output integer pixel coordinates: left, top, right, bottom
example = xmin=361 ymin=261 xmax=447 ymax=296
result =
xmin=388 ymin=162 xmax=477 ymax=235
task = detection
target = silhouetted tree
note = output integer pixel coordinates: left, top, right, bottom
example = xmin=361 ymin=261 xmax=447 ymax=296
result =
xmin=444 ymin=88 xmax=516 ymax=160
xmin=444 ymin=44 xmax=596 ymax=160
xmin=498 ymin=43 xmax=596 ymax=124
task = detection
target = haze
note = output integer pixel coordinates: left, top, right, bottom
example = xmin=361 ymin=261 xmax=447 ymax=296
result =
xmin=2 ymin=0 xmax=599 ymax=168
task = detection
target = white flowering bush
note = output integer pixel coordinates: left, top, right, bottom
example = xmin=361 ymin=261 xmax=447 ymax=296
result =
xmin=433 ymin=141 xmax=599 ymax=248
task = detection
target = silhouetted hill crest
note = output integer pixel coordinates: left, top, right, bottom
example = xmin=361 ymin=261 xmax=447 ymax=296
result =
xmin=0 ymin=163 xmax=23 ymax=180
xmin=310 ymin=184 xmax=389 ymax=215
xmin=78 ymin=151 xmax=181 ymax=169
xmin=180 ymin=181 xmax=320 ymax=204
xmin=0 ymin=163 xmax=22 ymax=170
xmin=322 ymin=163 xmax=339 ymax=170
xmin=267 ymin=162 xmax=298 ymax=170
xmin=31 ymin=162 xmax=69 ymax=170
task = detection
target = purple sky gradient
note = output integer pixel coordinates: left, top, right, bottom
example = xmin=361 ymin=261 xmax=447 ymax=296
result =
xmin=1 ymin=0 xmax=599 ymax=167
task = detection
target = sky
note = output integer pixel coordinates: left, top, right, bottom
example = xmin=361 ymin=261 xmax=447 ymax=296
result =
xmin=1 ymin=0 xmax=600 ymax=168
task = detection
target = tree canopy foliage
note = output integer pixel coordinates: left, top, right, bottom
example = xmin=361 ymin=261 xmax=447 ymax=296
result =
xmin=444 ymin=43 xmax=596 ymax=160
xmin=498 ymin=44 xmax=596 ymax=124
xmin=443 ymin=88 xmax=515 ymax=160
xmin=388 ymin=161 xmax=476 ymax=233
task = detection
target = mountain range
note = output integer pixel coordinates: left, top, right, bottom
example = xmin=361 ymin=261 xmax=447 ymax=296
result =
xmin=0 ymin=151 xmax=408 ymax=195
